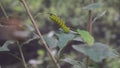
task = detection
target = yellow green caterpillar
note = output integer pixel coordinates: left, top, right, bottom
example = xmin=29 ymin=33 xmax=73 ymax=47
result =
xmin=48 ymin=13 xmax=70 ymax=33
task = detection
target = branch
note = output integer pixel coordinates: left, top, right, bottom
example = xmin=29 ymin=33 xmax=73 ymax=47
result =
xmin=86 ymin=0 xmax=93 ymax=68
xmin=0 ymin=2 xmax=9 ymax=19
xmin=17 ymin=42 xmax=28 ymax=68
xmin=19 ymin=0 xmax=61 ymax=68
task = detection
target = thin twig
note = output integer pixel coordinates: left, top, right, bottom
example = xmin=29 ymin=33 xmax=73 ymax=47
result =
xmin=19 ymin=0 xmax=61 ymax=68
xmin=0 ymin=2 xmax=9 ymax=19
xmin=17 ymin=42 xmax=28 ymax=68
xmin=86 ymin=0 xmax=93 ymax=68
xmin=8 ymin=53 xmax=22 ymax=62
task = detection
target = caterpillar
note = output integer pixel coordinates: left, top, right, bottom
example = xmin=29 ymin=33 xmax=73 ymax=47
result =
xmin=48 ymin=13 xmax=70 ymax=33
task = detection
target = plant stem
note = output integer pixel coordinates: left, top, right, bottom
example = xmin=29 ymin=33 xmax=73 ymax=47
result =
xmin=17 ymin=42 xmax=27 ymax=68
xmin=0 ymin=2 xmax=9 ymax=19
xmin=87 ymin=0 xmax=93 ymax=34
xmin=86 ymin=0 xmax=93 ymax=68
xmin=19 ymin=0 xmax=61 ymax=68
xmin=8 ymin=53 xmax=22 ymax=62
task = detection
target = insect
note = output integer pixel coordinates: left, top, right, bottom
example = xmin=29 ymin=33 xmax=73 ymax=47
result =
xmin=48 ymin=13 xmax=70 ymax=33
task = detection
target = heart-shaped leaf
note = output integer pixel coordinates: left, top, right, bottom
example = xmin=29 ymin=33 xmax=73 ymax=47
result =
xmin=77 ymin=29 xmax=94 ymax=46
xmin=56 ymin=32 xmax=75 ymax=56
xmin=56 ymin=32 xmax=75 ymax=49
xmin=44 ymin=35 xmax=58 ymax=48
xmin=73 ymin=43 xmax=118 ymax=62
xmin=0 ymin=40 xmax=14 ymax=51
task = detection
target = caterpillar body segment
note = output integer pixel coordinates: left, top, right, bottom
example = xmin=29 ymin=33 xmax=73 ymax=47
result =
xmin=48 ymin=13 xmax=70 ymax=33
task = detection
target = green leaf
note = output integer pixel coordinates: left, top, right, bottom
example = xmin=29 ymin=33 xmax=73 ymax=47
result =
xmin=56 ymin=32 xmax=75 ymax=49
xmin=0 ymin=40 xmax=14 ymax=51
xmin=73 ymin=35 xmax=83 ymax=42
xmin=62 ymin=58 xmax=82 ymax=68
xmin=83 ymin=3 xmax=103 ymax=10
xmin=72 ymin=43 xmax=118 ymax=62
xmin=62 ymin=58 xmax=80 ymax=65
xmin=77 ymin=29 xmax=94 ymax=46
xmin=56 ymin=32 xmax=75 ymax=56
xmin=44 ymin=35 xmax=58 ymax=48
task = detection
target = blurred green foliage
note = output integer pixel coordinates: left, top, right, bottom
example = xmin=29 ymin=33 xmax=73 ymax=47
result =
xmin=0 ymin=0 xmax=120 ymax=68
